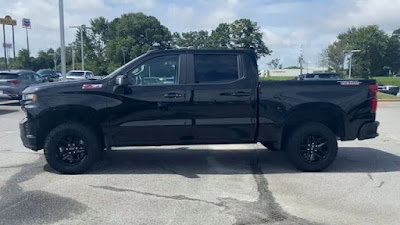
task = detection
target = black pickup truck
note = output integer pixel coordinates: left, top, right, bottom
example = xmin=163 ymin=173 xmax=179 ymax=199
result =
xmin=20 ymin=49 xmax=379 ymax=174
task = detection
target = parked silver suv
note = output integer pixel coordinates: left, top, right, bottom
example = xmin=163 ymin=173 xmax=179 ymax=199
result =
xmin=0 ymin=70 xmax=43 ymax=100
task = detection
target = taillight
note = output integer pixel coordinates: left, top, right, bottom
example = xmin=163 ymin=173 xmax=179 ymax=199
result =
xmin=7 ymin=79 xmax=20 ymax=85
xmin=369 ymin=83 xmax=378 ymax=113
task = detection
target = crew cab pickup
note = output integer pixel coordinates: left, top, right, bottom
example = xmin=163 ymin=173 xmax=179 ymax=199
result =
xmin=20 ymin=49 xmax=379 ymax=174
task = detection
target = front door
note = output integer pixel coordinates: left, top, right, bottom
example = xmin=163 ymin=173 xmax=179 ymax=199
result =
xmin=108 ymin=53 xmax=190 ymax=146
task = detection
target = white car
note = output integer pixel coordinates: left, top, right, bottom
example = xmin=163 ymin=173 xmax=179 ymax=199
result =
xmin=66 ymin=70 xmax=95 ymax=80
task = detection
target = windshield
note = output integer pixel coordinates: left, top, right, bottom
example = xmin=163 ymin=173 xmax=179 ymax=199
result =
xmin=67 ymin=71 xmax=85 ymax=76
xmin=37 ymin=70 xmax=53 ymax=75
xmin=0 ymin=73 xmax=18 ymax=79
xmin=103 ymin=53 xmax=147 ymax=79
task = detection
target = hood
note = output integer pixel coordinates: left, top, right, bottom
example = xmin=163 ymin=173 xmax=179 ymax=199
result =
xmin=22 ymin=79 xmax=106 ymax=95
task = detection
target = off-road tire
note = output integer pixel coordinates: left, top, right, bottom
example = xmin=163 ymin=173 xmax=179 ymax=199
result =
xmin=285 ymin=122 xmax=338 ymax=172
xmin=44 ymin=123 xmax=100 ymax=174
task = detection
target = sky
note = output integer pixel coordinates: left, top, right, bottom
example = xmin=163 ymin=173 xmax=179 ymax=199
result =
xmin=1 ymin=0 xmax=400 ymax=70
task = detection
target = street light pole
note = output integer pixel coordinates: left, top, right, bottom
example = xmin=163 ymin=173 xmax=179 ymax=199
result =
xmin=53 ymin=54 xmax=57 ymax=70
xmin=80 ymin=25 xmax=84 ymax=70
xmin=122 ymin=47 xmax=126 ymax=64
xmin=348 ymin=53 xmax=353 ymax=79
xmin=49 ymin=53 xmax=57 ymax=71
xmin=345 ymin=49 xmax=361 ymax=79
xmin=70 ymin=25 xmax=90 ymax=71
xmin=58 ymin=0 xmax=67 ymax=80
xmin=71 ymin=47 xmax=75 ymax=70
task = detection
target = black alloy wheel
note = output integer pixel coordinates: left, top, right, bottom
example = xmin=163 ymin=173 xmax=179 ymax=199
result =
xmin=44 ymin=123 xmax=100 ymax=174
xmin=285 ymin=122 xmax=338 ymax=172
xmin=298 ymin=134 xmax=329 ymax=163
xmin=56 ymin=135 xmax=88 ymax=166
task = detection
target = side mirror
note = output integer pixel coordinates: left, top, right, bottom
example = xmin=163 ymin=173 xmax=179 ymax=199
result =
xmin=113 ymin=74 xmax=130 ymax=94
xmin=115 ymin=75 xmax=129 ymax=86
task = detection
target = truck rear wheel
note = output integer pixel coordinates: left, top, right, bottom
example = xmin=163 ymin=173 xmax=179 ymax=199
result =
xmin=44 ymin=123 xmax=100 ymax=174
xmin=285 ymin=122 xmax=337 ymax=172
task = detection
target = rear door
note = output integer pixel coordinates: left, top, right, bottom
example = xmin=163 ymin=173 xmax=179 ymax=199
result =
xmin=184 ymin=52 xmax=257 ymax=143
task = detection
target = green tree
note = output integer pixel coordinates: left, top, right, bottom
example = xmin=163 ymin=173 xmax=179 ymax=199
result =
xmin=229 ymin=19 xmax=271 ymax=58
xmin=172 ymin=31 xmax=210 ymax=48
xmin=11 ymin=49 xmax=34 ymax=70
xmin=267 ymin=58 xmax=281 ymax=69
xmin=172 ymin=19 xmax=271 ymax=58
xmin=73 ymin=13 xmax=172 ymax=75
xmin=383 ymin=29 xmax=400 ymax=75
xmin=323 ymin=41 xmax=346 ymax=74
xmin=209 ymin=23 xmax=231 ymax=48
xmin=340 ymin=25 xmax=388 ymax=76
xmin=34 ymin=49 xmax=56 ymax=70
xmin=105 ymin=13 xmax=171 ymax=73
xmin=324 ymin=25 xmax=389 ymax=77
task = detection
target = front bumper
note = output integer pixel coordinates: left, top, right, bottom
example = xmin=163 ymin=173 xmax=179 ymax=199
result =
xmin=19 ymin=117 xmax=38 ymax=150
xmin=358 ymin=121 xmax=379 ymax=140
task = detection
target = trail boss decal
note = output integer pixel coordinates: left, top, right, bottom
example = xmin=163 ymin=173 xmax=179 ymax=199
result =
xmin=82 ymin=84 xmax=103 ymax=89
xmin=338 ymin=81 xmax=362 ymax=86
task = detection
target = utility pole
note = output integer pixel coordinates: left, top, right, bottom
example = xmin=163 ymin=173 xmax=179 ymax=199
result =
xmin=53 ymin=53 xmax=57 ymax=70
xmin=71 ymin=47 xmax=75 ymax=70
xmin=58 ymin=0 xmax=67 ymax=80
xmin=80 ymin=25 xmax=84 ymax=70
xmin=2 ymin=24 xmax=7 ymax=70
xmin=348 ymin=53 xmax=353 ymax=78
xmin=299 ymin=45 xmax=304 ymax=75
xmin=11 ymin=25 xmax=15 ymax=58
xmin=122 ymin=47 xmax=126 ymax=64
xmin=345 ymin=49 xmax=361 ymax=79
xmin=25 ymin=28 xmax=29 ymax=56
xmin=70 ymin=25 xmax=91 ymax=71
xmin=49 ymin=52 xmax=57 ymax=70
xmin=22 ymin=18 xmax=31 ymax=57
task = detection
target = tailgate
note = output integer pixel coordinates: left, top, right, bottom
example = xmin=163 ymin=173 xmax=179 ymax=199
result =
xmin=0 ymin=73 xmax=18 ymax=87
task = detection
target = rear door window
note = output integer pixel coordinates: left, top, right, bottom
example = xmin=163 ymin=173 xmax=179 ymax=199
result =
xmin=0 ymin=73 xmax=18 ymax=79
xmin=194 ymin=54 xmax=239 ymax=84
xmin=21 ymin=74 xmax=32 ymax=81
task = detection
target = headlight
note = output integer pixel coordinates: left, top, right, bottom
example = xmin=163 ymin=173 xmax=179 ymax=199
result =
xmin=22 ymin=93 xmax=38 ymax=102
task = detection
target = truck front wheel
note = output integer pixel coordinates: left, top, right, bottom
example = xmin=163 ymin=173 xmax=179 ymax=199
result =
xmin=285 ymin=122 xmax=338 ymax=172
xmin=44 ymin=123 xmax=100 ymax=174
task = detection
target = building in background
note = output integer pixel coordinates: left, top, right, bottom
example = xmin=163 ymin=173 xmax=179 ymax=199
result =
xmin=259 ymin=67 xmax=326 ymax=77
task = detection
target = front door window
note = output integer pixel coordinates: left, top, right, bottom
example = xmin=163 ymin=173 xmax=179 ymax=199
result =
xmin=127 ymin=55 xmax=179 ymax=86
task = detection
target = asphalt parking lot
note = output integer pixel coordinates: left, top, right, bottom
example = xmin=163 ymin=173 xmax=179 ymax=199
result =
xmin=0 ymin=100 xmax=399 ymax=225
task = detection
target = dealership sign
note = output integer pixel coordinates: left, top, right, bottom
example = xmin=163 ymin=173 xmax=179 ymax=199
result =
xmin=22 ymin=18 xmax=31 ymax=29
xmin=0 ymin=15 xmax=17 ymax=26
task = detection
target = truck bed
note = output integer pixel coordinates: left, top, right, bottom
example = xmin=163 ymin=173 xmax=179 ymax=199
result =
xmin=257 ymin=79 xmax=377 ymax=143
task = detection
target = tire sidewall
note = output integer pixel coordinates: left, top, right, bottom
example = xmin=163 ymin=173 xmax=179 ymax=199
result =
xmin=286 ymin=123 xmax=338 ymax=172
xmin=44 ymin=123 xmax=100 ymax=174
